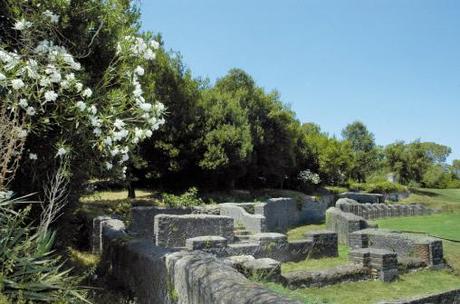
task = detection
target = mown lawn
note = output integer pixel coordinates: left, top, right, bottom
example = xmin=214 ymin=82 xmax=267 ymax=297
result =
xmin=282 ymin=245 xmax=350 ymax=273
xmin=401 ymin=188 xmax=460 ymax=212
xmin=264 ymin=269 xmax=460 ymax=304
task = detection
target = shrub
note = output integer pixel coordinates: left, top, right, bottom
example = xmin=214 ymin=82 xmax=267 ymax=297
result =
xmin=422 ymin=165 xmax=451 ymax=188
xmin=349 ymin=181 xmax=407 ymax=193
xmin=0 ymin=195 xmax=88 ymax=303
xmin=162 ymin=187 xmax=203 ymax=208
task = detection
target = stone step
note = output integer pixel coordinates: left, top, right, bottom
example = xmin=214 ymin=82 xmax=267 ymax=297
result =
xmin=234 ymin=226 xmax=247 ymax=231
xmin=234 ymin=230 xmax=251 ymax=236
xmin=234 ymin=235 xmax=251 ymax=242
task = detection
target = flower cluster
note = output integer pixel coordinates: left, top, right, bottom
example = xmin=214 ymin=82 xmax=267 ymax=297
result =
xmin=1 ymin=8 xmax=165 ymax=178
xmin=298 ymin=170 xmax=321 ymax=185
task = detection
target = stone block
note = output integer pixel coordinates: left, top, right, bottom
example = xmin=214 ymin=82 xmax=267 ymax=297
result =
xmin=186 ymin=236 xmax=228 ymax=251
xmin=241 ymin=258 xmax=281 ymax=280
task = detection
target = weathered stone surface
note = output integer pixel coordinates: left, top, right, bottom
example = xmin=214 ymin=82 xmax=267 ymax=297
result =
xmin=326 ymin=207 xmax=369 ymax=244
xmin=220 ymin=203 xmax=266 ymax=233
xmin=154 ymin=214 xmax=234 ymax=247
xmin=100 ymin=218 xmax=301 ymax=304
xmin=350 ymin=228 xmax=444 ymax=266
xmin=92 ymin=215 xmax=113 ymax=254
xmin=241 ymin=258 xmax=281 ymax=280
xmin=186 ymin=236 xmax=228 ymax=250
xmin=282 ymin=264 xmax=370 ymax=288
xmin=129 ymin=206 xmax=192 ymax=240
xmin=339 ymin=192 xmax=384 ymax=204
xmin=304 ymin=231 xmax=338 ymax=258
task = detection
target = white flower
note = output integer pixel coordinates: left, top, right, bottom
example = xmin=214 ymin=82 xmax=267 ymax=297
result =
xmin=134 ymin=66 xmax=144 ymax=76
xmin=65 ymin=73 xmax=75 ymax=81
xmin=18 ymin=128 xmax=28 ymax=138
xmin=60 ymin=80 xmax=70 ymax=89
xmin=114 ymin=119 xmax=125 ymax=129
xmin=90 ymin=116 xmax=101 ymax=127
xmin=14 ymin=19 xmax=32 ymax=31
xmin=75 ymin=82 xmax=83 ymax=92
xmin=121 ymin=153 xmax=129 ymax=162
xmin=89 ymin=105 xmax=97 ymax=115
xmin=56 ymin=147 xmax=67 ymax=157
xmin=93 ymin=128 xmax=101 ymax=135
xmin=29 ymin=153 xmax=38 ymax=160
xmin=50 ymin=71 xmax=61 ymax=83
xmin=40 ymin=77 xmax=51 ymax=87
xmin=139 ymin=102 xmax=152 ymax=112
xmin=0 ymin=73 xmax=6 ymax=81
xmin=143 ymin=49 xmax=155 ymax=60
xmin=26 ymin=107 xmax=36 ymax=116
xmin=11 ymin=79 xmax=25 ymax=90
xmin=145 ymin=130 xmax=153 ymax=137
xmin=150 ymin=40 xmax=160 ymax=50
xmin=43 ymin=10 xmax=60 ymax=23
xmin=82 ymin=88 xmax=92 ymax=98
xmin=76 ymin=101 xmax=86 ymax=111
xmin=105 ymin=162 xmax=113 ymax=170
xmin=18 ymin=99 xmax=28 ymax=108
xmin=44 ymin=90 xmax=58 ymax=102
xmin=104 ymin=136 xmax=112 ymax=146
xmin=133 ymin=86 xmax=143 ymax=97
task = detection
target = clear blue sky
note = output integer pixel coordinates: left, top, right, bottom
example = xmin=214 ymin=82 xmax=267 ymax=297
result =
xmin=140 ymin=0 xmax=460 ymax=162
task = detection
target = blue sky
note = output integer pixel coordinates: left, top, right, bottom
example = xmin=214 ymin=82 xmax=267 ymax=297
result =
xmin=140 ymin=0 xmax=460 ymax=162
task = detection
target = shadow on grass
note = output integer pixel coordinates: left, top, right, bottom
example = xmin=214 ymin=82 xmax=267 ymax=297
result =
xmin=409 ymin=188 xmax=440 ymax=197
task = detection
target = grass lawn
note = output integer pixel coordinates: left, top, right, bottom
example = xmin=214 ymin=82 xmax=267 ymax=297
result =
xmin=282 ymin=245 xmax=350 ymax=273
xmin=377 ymin=212 xmax=460 ymax=273
xmin=401 ymin=188 xmax=460 ymax=212
xmin=264 ymin=269 xmax=460 ymax=304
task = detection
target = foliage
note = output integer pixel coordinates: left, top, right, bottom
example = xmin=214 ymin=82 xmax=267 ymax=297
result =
xmin=341 ymin=121 xmax=379 ymax=182
xmin=162 ymin=187 xmax=203 ymax=208
xmin=348 ymin=181 xmax=407 ymax=193
xmin=0 ymin=196 xmax=88 ymax=303
xmin=422 ymin=164 xmax=452 ymax=188
xmin=1 ymin=0 xmax=164 ymax=197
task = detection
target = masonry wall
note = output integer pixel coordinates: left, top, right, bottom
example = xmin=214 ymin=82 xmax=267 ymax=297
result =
xmin=97 ymin=217 xmax=301 ymax=304
xmin=325 ymin=207 xmax=369 ymax=244
xmin=154 ymin=214 xmax=234 ymax=247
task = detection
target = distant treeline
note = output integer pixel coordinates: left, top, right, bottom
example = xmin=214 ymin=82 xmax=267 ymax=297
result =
xmin=131 ymin=49 xmax=460 ymax=190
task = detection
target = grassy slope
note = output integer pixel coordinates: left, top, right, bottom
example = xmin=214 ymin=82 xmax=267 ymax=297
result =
xmin=270 ymin=188 xmax=460 ymax=303
xmin=265 ymin=270 xmax=460 ymax=304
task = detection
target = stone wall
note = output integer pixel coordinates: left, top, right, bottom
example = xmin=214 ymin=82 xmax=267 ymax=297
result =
xmin=129 ymin=206 xmax=192 ymax=240
xmin=219 ymin=203 xmax=266 ymax=233
xmin=325 ymin=207 xmax=370 ymax=244
xmin=339 ymin=192 xmax=384 ymax=204
xmin=154 ymin=214 xmax=234 ymax=247
xmin=96 ymin=217 xmax=301 ymax=304
xmin=336 ymin=199 xmax=431 ymax=220
xmin=379 ymin=288 xmax=460 ymax=304
xmin=184 ymin=231 xmax=338 ymax=263
xmin=349 ymin=228 xmax=444 ymax=266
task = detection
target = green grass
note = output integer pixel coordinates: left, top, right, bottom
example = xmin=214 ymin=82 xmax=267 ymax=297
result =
xmin=401 ymin=188 xmax=460 ymax=212
xmin=264 ymin=269 xmax=460 ymax=304
xmin=377 ymin=212 xmax=460 ymax=273
xmin=287 ymin=224 xmax=327 ymax=241
xmin=282 ymin=245 xmax=349 ymax=273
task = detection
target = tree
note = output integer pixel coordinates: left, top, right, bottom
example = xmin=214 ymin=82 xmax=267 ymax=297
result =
xmin=341 ymin=121 xmax=378 ymax=182
xmin=195 ymin=88 xmax=253 ymax=188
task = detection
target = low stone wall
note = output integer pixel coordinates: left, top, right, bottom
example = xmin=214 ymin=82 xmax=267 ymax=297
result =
xmin=379 ymin=288 xmax=460 ymax=304
xmin=383 ymin=191 xmax=410 ymax=202
xmin=154 ymin=214 xmax=234 ymax=247
xmin=326 ymin=207 xmax=370 ymax=244
xmin=129 ymin=206 xmax=193 ymax=240
xmin=185 ymin=231 xmax=338 ymax=263
xmin=96 ymin=217 xmax=301 ymax=304
xmin=349 ymin=228 xmax=443 ymax=266
xmin=336 ymin=199 xmax=431 ymax=220
xmin=282 ymin=264 xmax=370 ymax=288
xmin=339 ymin=192 xmax=384 ymax=204
xmin=219 ymin=203 xmax=266 ymax=233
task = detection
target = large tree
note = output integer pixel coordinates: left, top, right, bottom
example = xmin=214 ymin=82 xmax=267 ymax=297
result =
xmin=341 ymin=121 xmax=378 ymax=182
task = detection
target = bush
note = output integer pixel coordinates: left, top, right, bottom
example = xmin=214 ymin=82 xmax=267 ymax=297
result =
xmin=0 ymin=196 xmax=88 ymax=303
xmin=422 ymin=165 xmax=451 ymax=188
xmin=162 ymin=187 xmax=203 ymax=208
xmin=349 ymin=181 xmax=407 ymax=194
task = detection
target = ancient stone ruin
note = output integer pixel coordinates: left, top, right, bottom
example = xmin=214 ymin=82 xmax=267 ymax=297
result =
xmin=91 ymin=193 xmax=456 ymax=304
